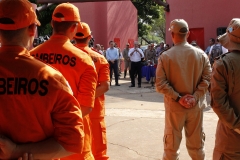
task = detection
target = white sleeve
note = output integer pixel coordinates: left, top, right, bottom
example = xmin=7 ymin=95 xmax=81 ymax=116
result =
xmin=222 ymin=46 xmax=228 ymax=54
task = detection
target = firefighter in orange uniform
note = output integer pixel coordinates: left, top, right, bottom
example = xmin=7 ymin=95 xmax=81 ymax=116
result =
xmin=30 ymin=3 xmax=97 ymax=160
xmin=74 ymin=22 xmax=110 ymax=160
xmin=0 ymin=0 xmax=84 ymax=159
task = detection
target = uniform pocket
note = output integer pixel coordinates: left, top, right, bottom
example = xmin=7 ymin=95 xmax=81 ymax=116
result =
xmin=163 ymin=128 xmax=174 ymax=149
xmin=100 ymin=121 xmax=107 ymax=144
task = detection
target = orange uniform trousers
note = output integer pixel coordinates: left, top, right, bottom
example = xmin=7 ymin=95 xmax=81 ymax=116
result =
xmin=91 ymin=117 xmax=109 ymax=160
xmin=61 ymin=115 xmax=94 ymax=160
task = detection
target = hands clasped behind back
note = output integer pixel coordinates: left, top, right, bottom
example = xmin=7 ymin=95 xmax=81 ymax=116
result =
xmin=18 ymin=153 xmax=33 ymax=160
xmin=0 ymin=135 xmax=33 ymax=160
xmin=179 ymin=94 xmax=196 ymax=109
xmin=0 ymin=135 xmax=17 ymax=159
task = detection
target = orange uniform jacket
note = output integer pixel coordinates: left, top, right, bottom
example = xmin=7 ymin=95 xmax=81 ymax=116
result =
xmin=0 ymin=46 xmax=84 ymax=154
xmin=30 ymin=35 xmax=97 ymax=159
xmin=75 ymin=44 xmax=110 ymax=160
xmin=75 ymin=44 xmax=110 ymax=118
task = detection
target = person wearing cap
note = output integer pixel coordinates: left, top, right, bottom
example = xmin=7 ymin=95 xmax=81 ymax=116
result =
xmin=155 ymin=19 xmax=211 ymax=160
xmin=30 ymin=3 xmax=97 ymax=160
xmin=211 ymin=18 xmax=240 ymax=160
xmin=122 ymin=43 xmax=131 ymax=78
xmin=106 ymin=41 xmax=120 ymax=86
xmin=74 ymin=22 xmax=110 ymax=160
xmin=128 ymin=41 xmax=145 ymax=88
xmin=0 ymin=0 xmax=84 ymax=159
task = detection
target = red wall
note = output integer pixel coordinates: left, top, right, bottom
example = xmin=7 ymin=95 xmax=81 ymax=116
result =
xmin=73 ymin=1 xmax=138 ymax=51
xmin=165 ymin=0 xmax=240 ymax=50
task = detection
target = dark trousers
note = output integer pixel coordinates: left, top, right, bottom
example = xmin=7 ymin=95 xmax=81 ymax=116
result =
xmin=130 ymin=61 xmax=142 ymax=86
xmin=109 ymin=60 xmax=119 ymax=84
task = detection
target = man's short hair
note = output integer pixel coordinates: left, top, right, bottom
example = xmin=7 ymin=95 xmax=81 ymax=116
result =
xmin=0 ymin=26 xmax=27 ymax=41
xmin=75 ymin=36 xmax=89 ymax=44
xmin=109 ymin=40 xmax=114 ymax=44
xmin=172 ymin=32 xmax=187 ymax=39
xmin=52 ymin=20 xmax=77 ymax=33
xmin=210 ymin=38 xmax=215 ymax=43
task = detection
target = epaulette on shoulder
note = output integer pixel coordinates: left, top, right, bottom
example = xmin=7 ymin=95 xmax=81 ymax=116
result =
xmin=214 ymin=52 xmax=230 ymax=60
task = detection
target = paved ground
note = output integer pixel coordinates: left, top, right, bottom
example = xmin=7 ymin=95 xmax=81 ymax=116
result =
xmin=104 ymin=76 xmax=218 ymax=160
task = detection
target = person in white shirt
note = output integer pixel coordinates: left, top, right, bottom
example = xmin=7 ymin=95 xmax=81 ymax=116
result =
xmin=128 ymin=41 xmax=144 ymax=88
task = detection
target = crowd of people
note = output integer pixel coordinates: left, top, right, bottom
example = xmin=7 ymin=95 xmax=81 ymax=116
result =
xmin=0 ymin=0 xmax=240 ymax=160
xmin=94 ymin=41 xmax=172 ymax=87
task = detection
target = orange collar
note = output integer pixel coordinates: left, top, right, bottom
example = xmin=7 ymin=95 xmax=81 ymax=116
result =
xmin=74 ymin=44 xmax=89 ymax=54
xmin=75 ymin=43 xmax=88 ymax=48
xmin=50 ymin=34 xmax=70 ymax=43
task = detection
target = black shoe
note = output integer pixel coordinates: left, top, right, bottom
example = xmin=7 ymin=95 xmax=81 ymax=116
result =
xmin=115 ymin=84 xmax=120 ymax=86
xmin=138 ymin=85 xmax=141 ymax=88
xmin=129 ymin=85 xmax=135 ymax=87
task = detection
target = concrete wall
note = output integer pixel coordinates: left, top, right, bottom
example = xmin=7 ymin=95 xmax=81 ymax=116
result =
xmin=165 ymin=0 xmax=240 ymax=49
xmin=73 ymin=1 xmax=138 ymax=51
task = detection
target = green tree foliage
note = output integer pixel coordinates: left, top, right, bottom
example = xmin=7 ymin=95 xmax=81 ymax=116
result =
xmin=29 ymin=0 xmax=56 ymax=36
xmin=149 ymin=7 xmax=166 ymax=42
xmin=132 ymin=0 xmax=166 ymax=43
xmin=37 ymin=4 xmax=56 ymax=36
xmin=132 ymin=0 xmax=160 ymax=37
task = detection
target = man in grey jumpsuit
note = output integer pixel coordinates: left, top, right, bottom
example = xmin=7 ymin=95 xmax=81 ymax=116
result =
xmin=155 ymin=19 xmax=211 ymax=160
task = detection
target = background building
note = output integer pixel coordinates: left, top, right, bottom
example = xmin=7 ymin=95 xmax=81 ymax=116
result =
xmin=73 ymin=1 xmax=138 ymax=50
xmin=165 ymin=0 xmax=239 ymax=50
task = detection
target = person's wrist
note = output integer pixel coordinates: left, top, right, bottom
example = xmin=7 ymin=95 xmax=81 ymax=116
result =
xmin=175 ymin=95 xmax=181 ymax=102
xmin=192 ymin=95 xmax=197 ymax=103
xmin=11 ymin=144 xmax=21 ymax=159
